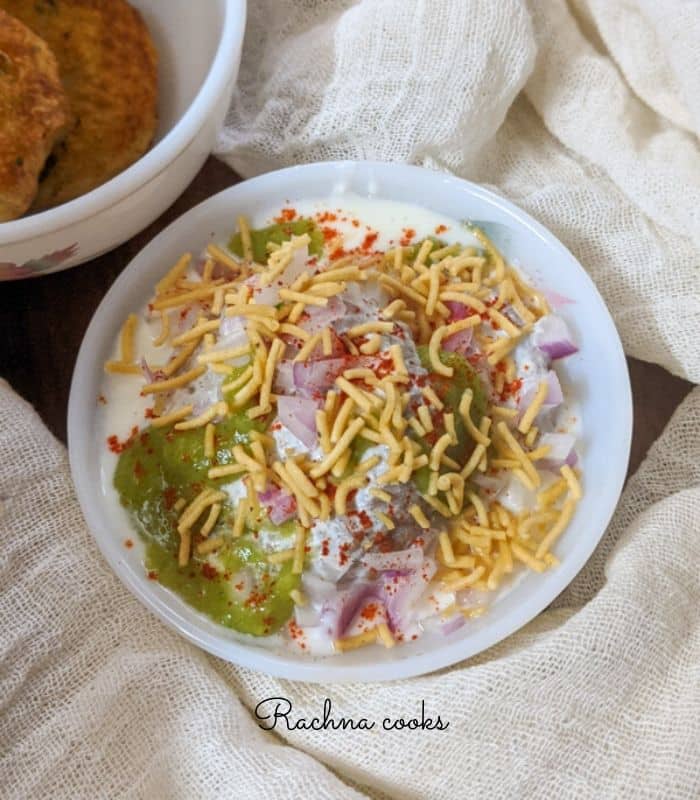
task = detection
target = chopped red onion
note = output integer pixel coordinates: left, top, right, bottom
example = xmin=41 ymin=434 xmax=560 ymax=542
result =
xmin=519 ymin=370 xmax=563 ymax=413
xmin=472 ymin=473 xmax=508 ymax=494
xmin=440 ymin=614 xmax=466 ymax=636
xmin=276 ymin=395 xmax=318 ymax=450
xmin=445 ymin=300 xmax=468 ymax=322
xmin=259 ymin=485 xmax=297 ymax=525
xmin=361 ymin=547 xmax=424 ymax=573
xmin=300 ymin=297 xmax=347 ymax=334
xmin=534 ymin=315 xmax=579 ymax=360
xmin=284 ymin=243 xmax=309 ymax=287
xmin=218 ymin=315 xmax=248 ymax=348
xmin=538 ymin=432 xmax=578 ymax=470
xmin=140 ymin=357 xmax=157 ymax=383
xmin=251 ymin=244 xmax=309 ymax=305
xmin=273 ymin=360 xmax=296 ymax=393
xmin=320 ymin=582 xmax=378 ymax=639
xmin=442 ymin=326 xmax=473 ymax=355
xmin=542 ymin=288 xmax=575 ymax=309
xmin=293 ymin=358 xmax=347 ymax=396
xmin=378 ymin=557 xmax=437 ymax=634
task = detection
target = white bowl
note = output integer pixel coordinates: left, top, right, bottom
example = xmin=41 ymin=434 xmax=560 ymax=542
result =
xmin=69 ymin=161 xmax=632 ymax=683
xmin=0 ymin=0 xmax=246 ymax=281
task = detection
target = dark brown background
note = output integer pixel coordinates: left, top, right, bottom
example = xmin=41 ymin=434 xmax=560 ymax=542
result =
xmin=0 ymin=158 xmax=693 ymax=476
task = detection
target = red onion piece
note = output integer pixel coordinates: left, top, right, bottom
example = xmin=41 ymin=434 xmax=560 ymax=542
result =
xmin=542 ymin=288 xmax=575 ymax=309
xmin=293 ymin=358 xmax=347 ymax=396
xmin=534 ymin=315 xmax=579 ymax=360
xmin=538 ymin=432 xmax=578 ymax=470
xmin=440 ymin=614 xmax=466 ymax=636
xmin=250 ymin=244 xmax=309 ymax=305
xmin=217 ymin=315 xmax=248 ymax=349
xmin=276 ymin=395 xmax=318 ymax=449
xmin=173 ymin=304 xmax=200 ymax=334
xmin=273 ymin=360 xmax=296 ymax=393
xmin=259 ymin=485 xmax=297 ymax=525
xmin=472 ymin=474 xmax=506 ymax=491
xmin=320 ymin=582 xmax=379 ymax=639
xmin=442 ymin=326 xmax=473 ymax=355
xmin=445 ymin=300 xmax=468 ymax=322
xmin=519 ymin=370 xmax=563 ymax=413
xmin=285 ymin=244 xmax=309 ymax=287
xmin=300 ymin=297 xmax=347 ymax=334
xmin=378 ymin=557 xmax=437 ymax=634
xmin=361 ymin=547 xmax=424 ymax=573
xmin=140 ymin=357 xmax=157 ymax=383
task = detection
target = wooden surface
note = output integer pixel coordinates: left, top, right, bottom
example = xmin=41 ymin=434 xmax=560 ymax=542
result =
xmin=0 ymin=157 xmax=693 ymax=478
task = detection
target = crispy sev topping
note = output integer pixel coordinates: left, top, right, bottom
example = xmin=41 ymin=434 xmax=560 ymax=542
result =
xmin=104 ymin=209 xmax=581 ymax=635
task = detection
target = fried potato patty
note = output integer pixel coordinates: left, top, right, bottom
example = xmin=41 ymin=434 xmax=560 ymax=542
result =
xmin=0 ymin=8 xmax=68 ymax=221
xmin=1 ymin=0 xmax=158 ymax=211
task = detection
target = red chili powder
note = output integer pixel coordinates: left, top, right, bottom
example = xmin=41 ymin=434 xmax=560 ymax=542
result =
xmin=400 ymin=228 xmax=416 ymax=246
xmin=107 ymin=425 xmax=139 ymax=454
xmin=274 ymin=207 xmax=297 ymax=223
xmin=360 ymin=602 xmax=379 ymax=621
xmin=361 ymin=231 xmax=379 ymax=251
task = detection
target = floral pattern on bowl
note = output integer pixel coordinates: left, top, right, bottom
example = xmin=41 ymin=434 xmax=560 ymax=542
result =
xmin=0 ymin=243 xmax=79 ymax=281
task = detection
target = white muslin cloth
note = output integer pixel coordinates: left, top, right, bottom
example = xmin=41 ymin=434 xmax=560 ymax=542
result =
xmin=2 ymin=1 xmax=700 ymax=798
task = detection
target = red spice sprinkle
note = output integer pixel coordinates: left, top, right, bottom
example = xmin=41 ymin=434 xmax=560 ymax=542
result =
xmin=201 ymin=563 xmax=218 ymax=580
xmin=97 ymin=394 xmax=107 ymax=405
xmin=351 ymin=219 xmax=360 ymax=227
xmin=316 ymin=211 xmax=337 ymax=223
xmin=245 ymin=590 xmax=269 ymax=608
xmin=500 ymin=377 xmax=522 ymax=402
xmin=288 ymin=619 xmax=304 ymax=640
xmin=321 ymin=538 xmax=330 ymax=557
xmin=361 ymin=231 xmax=379 ymax=251
xmin=124 ymin=538 xmax=134 ymax=549
xmin=107 ymin=425 xmax=139 ymax=454
xmin=435 ymin=224 xmax=448 ymax=234
xmin=147 ymin=570 xmax=158 ymax=581
xmin=133 ymin=461 xmax=145 ymax=480
xmin=163 ymin=487 xmax=178 ymax=510
xmin=274 ymin=207 xmax=297 ymax=223
xmin=338 ymin=541 xmax=352 ymax=566
xmin=360 ymin=602 xmax=379 ymax=621
xmin=321 ymin=226 xmax=338 ymax=242
xmin=400 ymin=228 xmax=416 ymax=246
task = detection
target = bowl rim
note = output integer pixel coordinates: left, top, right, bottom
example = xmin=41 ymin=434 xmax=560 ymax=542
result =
xmin=0 ymin=0 xmax=246 ymax=244
xmin=68 ymin=160 xmax=633 ymax=683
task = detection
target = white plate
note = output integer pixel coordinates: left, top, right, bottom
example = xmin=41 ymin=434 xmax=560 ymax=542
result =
xmin=68 ymin=161 xmax=632 ymax=682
